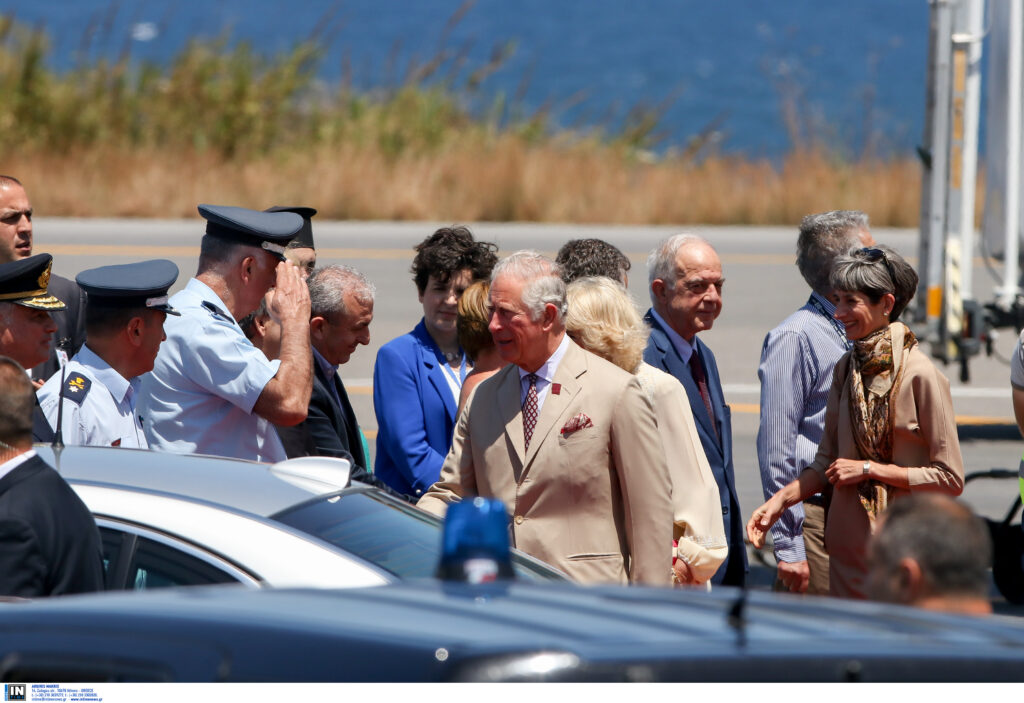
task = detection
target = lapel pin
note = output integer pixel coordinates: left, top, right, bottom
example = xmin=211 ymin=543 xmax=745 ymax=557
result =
xmin=552 ymin=383 xmax=561 ymax=395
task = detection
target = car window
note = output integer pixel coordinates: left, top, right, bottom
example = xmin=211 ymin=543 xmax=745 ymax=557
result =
xmin=128 ymin=537 xmax=241 ymax=590
xmin=273 ymin=489 xmax=568 ymax=582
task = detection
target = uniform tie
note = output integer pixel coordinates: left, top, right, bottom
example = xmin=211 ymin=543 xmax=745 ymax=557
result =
xmin=689 ymin=351 xmax=718 ymax=442
xmin=522 ymin=373 xmax=539 ymax=450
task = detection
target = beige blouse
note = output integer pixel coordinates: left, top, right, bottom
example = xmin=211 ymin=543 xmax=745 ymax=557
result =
xmin=805 ymin=341 xmax=964 ymax=599
xmin=636 ymin=362 xmax=728 ymax=584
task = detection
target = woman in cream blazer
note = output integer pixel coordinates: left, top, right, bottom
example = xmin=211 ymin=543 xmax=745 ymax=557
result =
xmin=565 ymin=276 xmax=728 ymax=585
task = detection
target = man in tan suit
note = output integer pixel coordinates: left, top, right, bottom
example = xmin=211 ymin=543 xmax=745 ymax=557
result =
xmin=417 ymin=251 xmax=673 ymax=586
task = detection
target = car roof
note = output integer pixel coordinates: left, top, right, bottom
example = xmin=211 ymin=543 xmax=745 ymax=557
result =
xmin=35 ymin=445 xmax=339 ymax=517
xmin=5 ymin=581 xmax=1024 ymax=681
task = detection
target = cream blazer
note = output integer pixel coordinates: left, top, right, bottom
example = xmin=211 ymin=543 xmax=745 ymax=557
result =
xmin=636 ymin=363 xmax=728 ymax=583
xmin=806 ymin=337 xmax=964 ymax=599
xmin=417 ymin=340 xmax=674 ymax=586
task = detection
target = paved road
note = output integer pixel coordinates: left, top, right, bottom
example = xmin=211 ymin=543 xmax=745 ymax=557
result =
xmin=37 ymin=218 xmax=1023 ymax=533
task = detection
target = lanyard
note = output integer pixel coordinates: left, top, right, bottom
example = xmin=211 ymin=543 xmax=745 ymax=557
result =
xmin=808 ymin=295 xmax=853 ymax=350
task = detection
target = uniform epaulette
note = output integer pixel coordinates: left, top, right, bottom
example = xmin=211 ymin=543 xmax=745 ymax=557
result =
xmin=63 ymin=373 xmax=91 ymax=405
xmin=202 ymin=301 xmax=233 ymax=322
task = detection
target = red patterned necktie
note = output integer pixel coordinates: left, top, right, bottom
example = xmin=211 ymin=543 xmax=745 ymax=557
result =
xmin=689 ymin=351 xmax=718 ymax=442
xmin=523 ymin=373 xmax=539 ymax=450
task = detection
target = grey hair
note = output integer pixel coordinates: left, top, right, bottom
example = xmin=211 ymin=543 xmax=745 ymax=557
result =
xmin=830 ymin=244 xmax=918 ymax=320
xmin=491 ymin=250 xmax=567 ymax=322
xmin=796 ymin=210 xmax=870 ymax=294
xmin=307 ymin=265 xmax=376 ymax=320
xmin=646 ymin=233 xmax=712 ymax=305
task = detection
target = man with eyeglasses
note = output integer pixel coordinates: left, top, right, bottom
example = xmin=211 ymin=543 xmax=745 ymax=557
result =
xmin=643 ymin=234 xmax=745 ymax=587
xmin=756 ymin=211 xmax=874 ymax=595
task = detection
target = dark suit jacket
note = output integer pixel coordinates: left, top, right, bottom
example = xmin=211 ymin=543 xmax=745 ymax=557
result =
xmin=32 ymin=273 xmax=87 ymax=382
xmin=643 ymin=310 xmax=747 ymax=586
xmin=32 ymin=397 xmax=55 ymax=444
xmin=0 ymin=453 xmax=105 ymax=597
xmin=277 ymin=354 xmax=391 ymax=493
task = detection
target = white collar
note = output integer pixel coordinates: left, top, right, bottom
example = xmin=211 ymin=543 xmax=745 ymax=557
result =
xmin=519 ymin=332 xmax=570 ymax=384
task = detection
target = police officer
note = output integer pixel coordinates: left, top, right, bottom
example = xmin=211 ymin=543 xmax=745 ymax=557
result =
xmin=138 ymin=205 xmax=312 ymax=462
xmin=37 ymin=260 xmax=180 ymax=448
xmin=0 ymin=253 xmax=66 ymax=442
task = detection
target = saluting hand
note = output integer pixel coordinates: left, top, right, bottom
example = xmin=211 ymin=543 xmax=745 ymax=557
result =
xmin=267 ymin=261 xmax=311 ymax=326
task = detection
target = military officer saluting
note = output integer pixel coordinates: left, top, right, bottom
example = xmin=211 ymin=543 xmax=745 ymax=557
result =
xmin=139 ymin=204 xmax=312 ymax=462
xmin=37 ymin=260 xmax=180 ymax=448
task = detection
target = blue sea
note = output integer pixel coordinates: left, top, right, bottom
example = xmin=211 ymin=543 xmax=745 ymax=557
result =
xmin=4 ymin=1 xmax=931 ymax=157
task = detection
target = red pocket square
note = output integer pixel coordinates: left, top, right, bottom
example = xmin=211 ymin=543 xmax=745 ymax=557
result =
xmin=560 ymin=413 xmax=594 ymax=436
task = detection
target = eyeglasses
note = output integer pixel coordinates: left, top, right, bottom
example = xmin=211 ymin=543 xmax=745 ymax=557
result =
xmin=858 ymin=247 xmax=896 ymax=284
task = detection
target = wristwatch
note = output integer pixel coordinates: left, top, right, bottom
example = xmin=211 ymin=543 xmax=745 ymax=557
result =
xmin=862 ymin=461 xmax=871 ymax=476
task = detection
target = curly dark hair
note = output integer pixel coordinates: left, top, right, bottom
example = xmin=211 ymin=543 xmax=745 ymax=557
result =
xmin=411 ymin=225 xmax=498 ymax=294
xmin=555 ymin=238 xmax=631 ymax=284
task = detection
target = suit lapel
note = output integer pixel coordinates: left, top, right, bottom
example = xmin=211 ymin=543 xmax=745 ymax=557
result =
xmin=334 ymin=376 xmax=366 ymax=469
xmin=647 ymin=313 xmax=721 ymax=457
xmin=698 ymin=339 xmax=730 ymax=464
xmin=520 ymin=342 xmax=584 ymax=476
xmin=499 ymin=368 xmax=527 ymax=470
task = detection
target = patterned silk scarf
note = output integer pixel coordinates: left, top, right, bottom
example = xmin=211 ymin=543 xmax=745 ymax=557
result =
xmin=848 ymin=321 xmax=917 ymax=526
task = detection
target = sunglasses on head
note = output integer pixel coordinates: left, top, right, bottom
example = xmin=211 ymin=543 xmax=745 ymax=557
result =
xmin=858 ymin=247 xmax=895 ymax=283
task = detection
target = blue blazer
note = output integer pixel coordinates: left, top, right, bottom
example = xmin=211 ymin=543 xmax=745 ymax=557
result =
xmin=643 ymin=310 xmax=747 ymax=586
xmin=373 ymin=320 xmax=459 ymax=498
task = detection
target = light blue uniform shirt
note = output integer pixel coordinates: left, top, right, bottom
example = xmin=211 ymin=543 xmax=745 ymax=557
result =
xmin=138 ymin=278 xmax=285 ymax=462
xmin=38 ymin=345 xmax=147 ymax=448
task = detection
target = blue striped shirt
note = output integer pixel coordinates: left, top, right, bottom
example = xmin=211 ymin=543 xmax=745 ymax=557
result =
xmin=756 ymin=292 xmax=850 ymax=562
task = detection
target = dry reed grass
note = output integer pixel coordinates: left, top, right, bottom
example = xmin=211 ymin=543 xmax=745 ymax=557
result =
xmin=8 ymin=142 xmax=925 ymax=225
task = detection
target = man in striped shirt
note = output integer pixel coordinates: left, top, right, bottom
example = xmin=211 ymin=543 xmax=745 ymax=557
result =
xmin=756 ymin=211 xmax=874 ymax=594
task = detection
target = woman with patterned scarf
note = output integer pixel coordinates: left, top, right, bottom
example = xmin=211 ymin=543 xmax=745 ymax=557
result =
xmin=747 ymin=246 xmax=964 ymax=599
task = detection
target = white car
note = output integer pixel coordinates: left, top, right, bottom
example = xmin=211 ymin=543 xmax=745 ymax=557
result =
xmin=35 ymin=446 xmax=567 ymax=590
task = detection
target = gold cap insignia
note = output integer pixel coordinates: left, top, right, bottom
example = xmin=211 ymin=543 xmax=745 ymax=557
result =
xmin=37 ymin=262 xmax=51 ymax=291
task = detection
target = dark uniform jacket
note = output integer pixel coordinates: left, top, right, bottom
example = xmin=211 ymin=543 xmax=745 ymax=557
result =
xmin=0 ymin=453 xmax=105 ymax=597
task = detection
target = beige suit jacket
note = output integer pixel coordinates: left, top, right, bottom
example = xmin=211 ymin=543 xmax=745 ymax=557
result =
xmin=417 ymin=340 xmax=673 ymax=586
xmin=807 ymin=341 xmax=964 ymax=599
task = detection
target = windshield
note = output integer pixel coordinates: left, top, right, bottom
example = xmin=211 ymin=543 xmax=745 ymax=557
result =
xmin=272 ymin=488 xmax=567 ymax=583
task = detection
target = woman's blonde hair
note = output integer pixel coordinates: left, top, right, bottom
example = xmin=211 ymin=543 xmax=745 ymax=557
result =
xmin=457 ymin=280 xmax=494 ymax=361
xmin=565 ymin=276 xmax=647 ymax=373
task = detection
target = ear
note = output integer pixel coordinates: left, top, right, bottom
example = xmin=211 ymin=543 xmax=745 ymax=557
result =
xmin=651 ymin=279 xmax=667 ymax=303
xmin=239 ymin=254 xmax=257 ymax=285
xmin=252 ymin=314 xmax=268 ymax=338
xmin=541 ymin=302 xmax=558 ymax=331
xmin=125 ymin=316 xmax=145 ymax=348
xmin=883 ymin=292 xmax=896 ymax=316
xmin=897 ymin=557 xmax=925 ymax=602
xmin=309 ymin=316 xmax=328 ymax=343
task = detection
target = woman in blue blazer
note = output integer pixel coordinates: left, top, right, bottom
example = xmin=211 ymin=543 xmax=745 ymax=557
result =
xmin=373 ymin=227 xmax=498 ymax=498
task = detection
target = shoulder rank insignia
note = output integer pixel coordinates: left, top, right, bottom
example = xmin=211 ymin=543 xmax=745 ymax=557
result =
xmin=64 ymin=374 xmax=92 ymax=405
xmin=202 ymin=301 xmax=233 ymax=322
